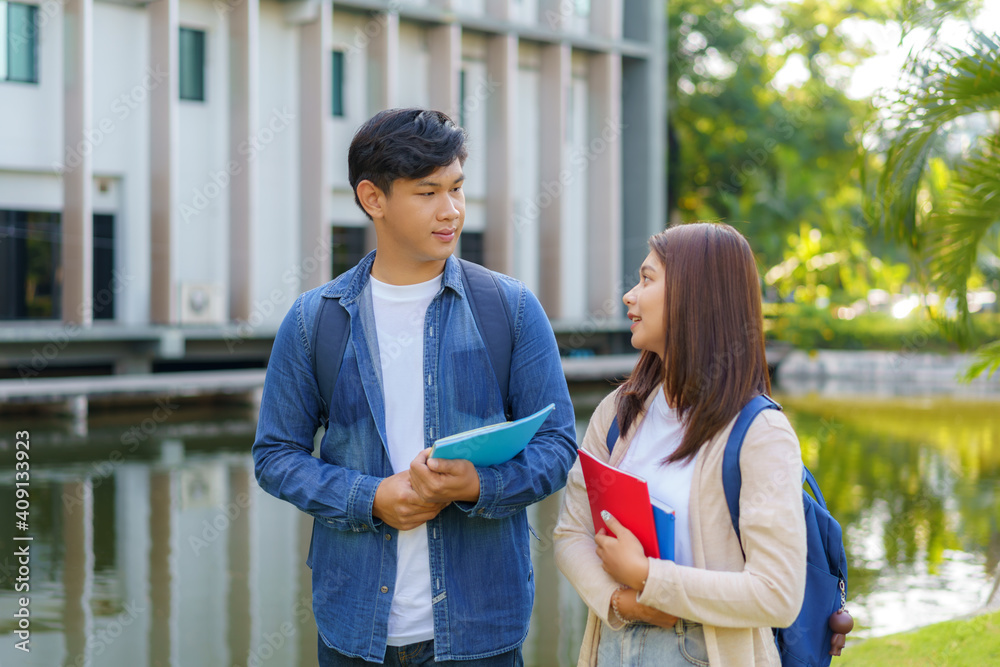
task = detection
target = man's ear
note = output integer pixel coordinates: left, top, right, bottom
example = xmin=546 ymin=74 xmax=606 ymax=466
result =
xmin=355 ymin=180 xmax=385 ymax=220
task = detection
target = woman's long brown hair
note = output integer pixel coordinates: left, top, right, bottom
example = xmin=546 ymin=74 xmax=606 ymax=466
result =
xmin=615 ymin=222 xmax=771 ymax=464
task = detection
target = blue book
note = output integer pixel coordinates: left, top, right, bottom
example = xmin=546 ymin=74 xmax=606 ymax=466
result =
xmin=651 ymin=497 xmax=675 ymax=561
xmin=429 ymin=403 xmax=555 ymax=466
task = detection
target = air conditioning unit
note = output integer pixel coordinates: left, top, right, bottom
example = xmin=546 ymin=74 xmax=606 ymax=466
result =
xmin=178 ymin=283 xmax=225 ymax=325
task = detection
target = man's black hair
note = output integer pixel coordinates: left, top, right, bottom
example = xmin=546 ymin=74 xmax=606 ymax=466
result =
xmin=348 ymin=108 xmax=468 ymax=219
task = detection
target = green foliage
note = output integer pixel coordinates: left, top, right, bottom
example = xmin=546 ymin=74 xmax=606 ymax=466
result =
xmin=765 ymin=303 xmax=1000 ymax=352
xmin=963 ymin=339 xmax=1000 ymax=379
xmin=838 ymin=610 xmax=1000 ymax=666
xmin=667 ymin=0 xmax=893 ymax=267
xmin=764 ymin=222 xmax=910 ymax=306
xmin=864 ymin=26 xmax=1000 ymax=374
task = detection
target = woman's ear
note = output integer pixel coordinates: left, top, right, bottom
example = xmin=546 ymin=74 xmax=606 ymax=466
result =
xmin=355 ymin=180 xmax=385 ymax=220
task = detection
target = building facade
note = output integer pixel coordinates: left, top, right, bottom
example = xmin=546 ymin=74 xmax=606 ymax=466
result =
xmin=0 ymin=0 xmax=665 ymax=378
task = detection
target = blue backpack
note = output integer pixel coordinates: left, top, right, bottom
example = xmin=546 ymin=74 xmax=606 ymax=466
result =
xmin=311 ymin=258 xmax=515 ymax=425
xmin=606 ymin=395 xmax=849 ymax=667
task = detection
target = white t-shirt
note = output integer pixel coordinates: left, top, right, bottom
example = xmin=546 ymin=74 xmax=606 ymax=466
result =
xmin=370 ymin=273 xmax=442 ymax=646
xmin=617 ymin=387 xmax=697 ymax=567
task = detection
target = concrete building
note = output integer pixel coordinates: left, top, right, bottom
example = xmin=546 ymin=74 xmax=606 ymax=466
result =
xmin=0 ymin=0 xmax=665 ymax=380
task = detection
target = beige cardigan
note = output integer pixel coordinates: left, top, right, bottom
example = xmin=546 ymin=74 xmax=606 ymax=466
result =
xmin=554 ymin=389 xmax=807 ymax=667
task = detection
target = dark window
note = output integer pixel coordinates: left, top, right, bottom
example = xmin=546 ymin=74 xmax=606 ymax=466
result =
xmin=179 ymin=27 xmax=206 ymax=102
xmin=0 ymin=210 xmax=117 ymax=320
xmin=332 ymin=50 xmax=345 ymax=117
xmin=0 ymin=210 xmax=61 ymax=319
xmin=331 ymin=226 xmax=366 ymax=278
xmin=460 ymin=231 xmax=484 ymax=266
xmin=2 ymin=1 xmax=39 ymax=83
xmin=93 ymin=214 xmax=115 ymax=320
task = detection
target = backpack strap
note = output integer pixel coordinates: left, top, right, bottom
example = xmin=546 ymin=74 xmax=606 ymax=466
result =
xmin=311 ymin=259 xmax=515 ymax=426
xmin=458 ymin=259 xmax=514 ymax=420
xmin=313 ymin=296 xmax=350 ymax=426
xmin=721 ymin=394 xmax=782 ymax=552
xmin=606 ymin=416 xmax=620 ymax=454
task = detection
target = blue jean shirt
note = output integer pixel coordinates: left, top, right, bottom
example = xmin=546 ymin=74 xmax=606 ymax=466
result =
xmin=252 ymin=251 xmax=577 ymax=662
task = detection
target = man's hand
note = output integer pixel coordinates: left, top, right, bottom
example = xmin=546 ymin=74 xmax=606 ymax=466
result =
xmin=372 ymin=470 xmax=448 ymax=531
xmin=595 ymin=511 xmax=650 ymax=592
xmin=409 ymin=448 xmax=481 ymax=504
xmin=611 ymin=587 xmax=677 ymax=629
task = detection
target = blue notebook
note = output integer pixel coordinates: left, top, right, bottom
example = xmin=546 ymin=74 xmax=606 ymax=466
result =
xmin=430 ymin=403 xmax=555 ymax=466
xmin=650 ymin=497 xmax=675 ymax=561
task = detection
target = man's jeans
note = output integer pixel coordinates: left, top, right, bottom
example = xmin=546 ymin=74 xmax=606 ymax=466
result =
xmin=318 ymin=637 xmax=523 ymax=667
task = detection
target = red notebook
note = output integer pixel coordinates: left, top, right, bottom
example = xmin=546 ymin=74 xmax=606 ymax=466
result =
xmin=577 ymin=448 xmax=660 ymax=559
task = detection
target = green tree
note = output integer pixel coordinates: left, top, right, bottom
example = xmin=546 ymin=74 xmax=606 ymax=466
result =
xmin=864 ymin=28 xmax=1000 ymax=378
xmin=666 ymin=0 xmax=907 ymax=284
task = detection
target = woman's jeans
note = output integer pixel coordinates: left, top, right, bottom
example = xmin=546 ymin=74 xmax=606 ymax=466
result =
xmin=597 ymin=619 xmax=709 ymax=667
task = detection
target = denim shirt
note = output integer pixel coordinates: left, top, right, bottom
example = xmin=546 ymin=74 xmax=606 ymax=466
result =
xmin=252 ymin=251 xmax=577 ymax=662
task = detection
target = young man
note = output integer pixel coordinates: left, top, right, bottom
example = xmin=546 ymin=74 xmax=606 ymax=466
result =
xmin=252 ymin=109 xmax=577 ymax=666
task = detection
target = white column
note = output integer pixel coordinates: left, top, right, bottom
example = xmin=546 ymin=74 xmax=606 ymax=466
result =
xmin=371 ymin=10 xmax=399 ymax=111
xmin=62 ymin=479 xmax=94 ymax=665
xmin=299 ymin=1 xmax=332 ymax=290
xmin=228 ymin=0 xmax=260 ymax=320
xmin=428 ymin=22 xmax=461 ymax=120
xmin=486 ymin=0 xmax=512 ymax=21
xmin=365 ymin=9 xmax=400 ymax=253
xmin=62 ymin=0 xmax=93 ymax=326
xmin=149 ymin=0 xmax=179 ymax=324
xmin=590 ymin=0 xmax=622 ymax=39
xmin=538 ymin=43 xmax=570 ymax=317
xmin=587 ymin=51 xmax=623 ymax=315
xmin=484 ymin=33 xmax=517 ymax=275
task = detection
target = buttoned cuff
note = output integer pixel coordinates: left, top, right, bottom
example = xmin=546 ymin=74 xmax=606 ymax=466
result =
xmin=347 ymin=474 xmax=382 ymax=532
xmin=454 ymin=466 xmax=503 ymax=518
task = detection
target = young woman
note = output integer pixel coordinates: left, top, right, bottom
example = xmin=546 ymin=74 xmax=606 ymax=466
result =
xmin=554 ymin=223 xmax=807 ymax=666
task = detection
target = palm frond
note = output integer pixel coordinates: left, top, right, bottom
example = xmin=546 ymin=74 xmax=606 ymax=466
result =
xmin=864 ymin=31 xmax=1000 ymax=245
xmin=926 ymin=132 xmax=1000 ymax=289
xmin=961 ymin=339 xmax=1000 ymax=382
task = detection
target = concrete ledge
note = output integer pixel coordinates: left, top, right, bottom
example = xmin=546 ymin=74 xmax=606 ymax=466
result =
xmin=775 ymin=349 xmax=1000 ymax=398
xmin=0 ymin=369 xmax=268 ymax=404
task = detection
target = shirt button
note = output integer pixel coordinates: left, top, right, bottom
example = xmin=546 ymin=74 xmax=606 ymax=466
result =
xmin=385 ymin=533 xmax=392 ymax=541
xmin=381 ymin=586 xmax=389 ymax=593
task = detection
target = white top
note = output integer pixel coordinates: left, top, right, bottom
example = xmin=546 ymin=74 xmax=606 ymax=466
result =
xmin=617 ymin=387 xmax=697 ymax=567
xmin=370 ymin=273 xmax=442 ymax=646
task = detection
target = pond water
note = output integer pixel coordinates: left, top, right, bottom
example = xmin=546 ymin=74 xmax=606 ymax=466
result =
xmin=0 ymin=387 xmax=997 ymax=666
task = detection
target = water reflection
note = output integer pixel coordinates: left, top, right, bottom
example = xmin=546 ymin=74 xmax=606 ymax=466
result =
xmin=0 ymin=394 xmax=998 ymax=665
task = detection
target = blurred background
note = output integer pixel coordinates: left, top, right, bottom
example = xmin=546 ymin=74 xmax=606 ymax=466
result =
xmin=0 ymin=0 xmax=999 ymax=665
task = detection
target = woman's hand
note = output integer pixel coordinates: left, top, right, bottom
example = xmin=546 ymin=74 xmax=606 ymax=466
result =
xmin=612 ymin=587 xmax=678 ymax=629
xmin=594 ymin=511 xmax=650 ymax=592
